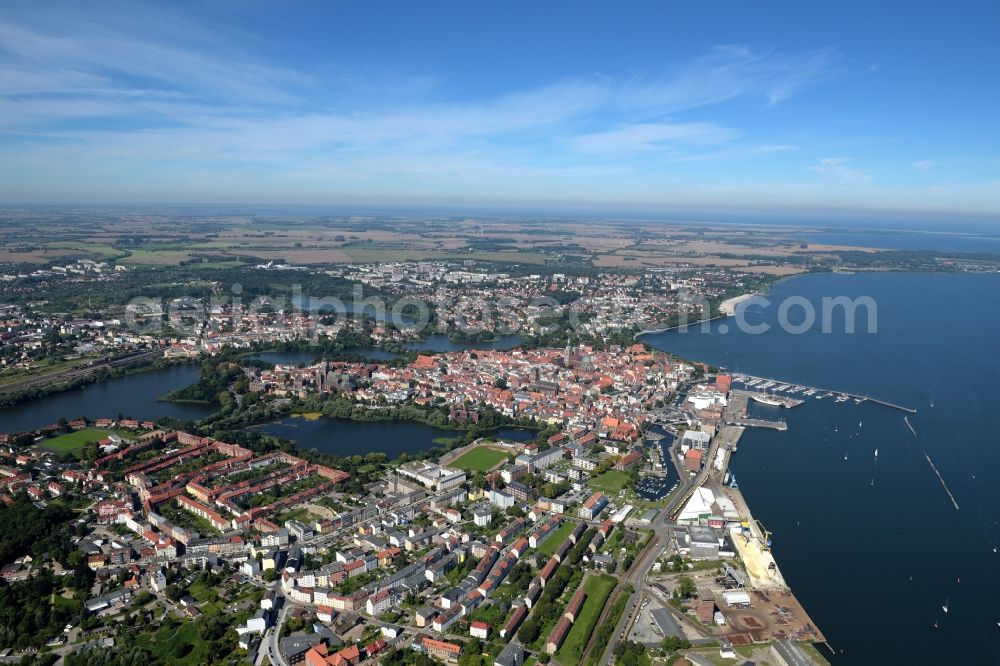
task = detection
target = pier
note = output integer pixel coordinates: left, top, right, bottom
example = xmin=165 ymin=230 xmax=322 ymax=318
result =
xmin=726 ymin=417 xmax=787 ymax=430
xmin=729 ymin=373 xmax=917 ymax=414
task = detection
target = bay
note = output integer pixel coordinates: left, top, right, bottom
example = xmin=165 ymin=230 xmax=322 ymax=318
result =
xmin=643 ymin=272 xmax=1000 ymax=665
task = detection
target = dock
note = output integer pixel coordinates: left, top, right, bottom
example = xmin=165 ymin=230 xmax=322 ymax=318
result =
xmin=730 ymin=373 xmax=917 ymax=414
xmin=667 ymin=424 xmax=828 ymax=650
xmin=726 ymin=417 xmax=787 ymax=430
xmin=722 ymin=390 xmax=788 ymax=430
xmin=732 ymin=388 xmax=803 ymax=409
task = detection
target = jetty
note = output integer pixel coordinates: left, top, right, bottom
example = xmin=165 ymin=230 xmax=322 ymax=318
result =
xmin=729 ymin=373 xmax=917 ymax=414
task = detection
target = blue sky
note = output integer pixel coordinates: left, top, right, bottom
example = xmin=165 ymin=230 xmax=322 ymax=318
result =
xmin=1 ymin=1 xmax=998 ymax=219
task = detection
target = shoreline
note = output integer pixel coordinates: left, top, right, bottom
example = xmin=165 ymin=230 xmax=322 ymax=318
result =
xmin=718 ymin=292 xmax=757 ymax=316
xmin=633 ymin=313 xmax=729 ymax=338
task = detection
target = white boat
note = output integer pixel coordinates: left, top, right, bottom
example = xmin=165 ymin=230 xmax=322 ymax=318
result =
xmin=874 ymin=448 xmax=879 ymax=458
xmin=750 ymin=393 xmax=785 ymax=407
xmin=943 ymin=598 xmax=949 ymax=614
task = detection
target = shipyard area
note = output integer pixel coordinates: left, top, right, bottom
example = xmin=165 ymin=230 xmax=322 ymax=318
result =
xmin=626 ymin=370 xmax=919 ymax=664
xmin=626 ymin=376 xmax=834 ymax=664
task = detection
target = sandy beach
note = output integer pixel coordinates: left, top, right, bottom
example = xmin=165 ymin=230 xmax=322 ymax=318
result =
xmin=719 ymin=293 xmax=757 ymax=316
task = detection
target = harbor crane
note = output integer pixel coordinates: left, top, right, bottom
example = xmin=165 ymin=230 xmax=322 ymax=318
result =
xmin=756 ymin=519 xmax=773 ymax=551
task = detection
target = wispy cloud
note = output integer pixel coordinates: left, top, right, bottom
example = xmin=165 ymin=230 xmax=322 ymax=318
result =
xmin=0 ymin=4 xmax=877 ymax=208
xmin=913 ymin=159 xmax=935 ymax=172
xmin=809 ymin=157 xmax=871 ymax=184
xmin=572 ymin=121 xmax=740 ymax=154
xmin=617 ymin=45 xmax=839 ymax=111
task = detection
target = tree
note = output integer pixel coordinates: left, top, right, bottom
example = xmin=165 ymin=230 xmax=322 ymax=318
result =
xmin=675 ymin=575 xmax=696 ymax=600
xmin=613 ymin=641 xmax=646 ymax=666
xmin=165 ymin=584 xmax=184 ymax=602
xmin=661 ymin=636 xmax=690 ymax=652
xmin=517 ymin=617 xmax=540 ymax=643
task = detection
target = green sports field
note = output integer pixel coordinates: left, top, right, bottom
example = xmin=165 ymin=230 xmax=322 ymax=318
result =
xmin=37 ymin=428 xmax=114 ymax=457
xmin=450 ymin=446 xmax=509 ymax=472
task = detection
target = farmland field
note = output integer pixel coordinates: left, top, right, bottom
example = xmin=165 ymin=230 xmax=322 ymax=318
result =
xmin=450 ymin=446 xmax=509 ymax=472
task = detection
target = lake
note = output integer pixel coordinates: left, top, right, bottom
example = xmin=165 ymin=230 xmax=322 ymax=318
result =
xmin=254 ymin=415 xmax=537 ymax=459
xmin=253 ymin=415 xmax=455 ymax=459
xmin=406 ymin=333 xmax=524 ymax=353
xmin=250 ymin=334 xmax=525 ymax=367
xmin=0 ymin=364 xmax=215 ymax=433
xmin=643 ymin=272 xmax=1000 ymax=665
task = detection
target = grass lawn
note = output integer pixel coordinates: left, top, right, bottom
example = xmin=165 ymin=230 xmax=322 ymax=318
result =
xmin=560 ymin=574 xmax=618 ymax=665
xmin=37 ymin=428 xmax=113 ymax=457
xmin=275 ymin=506 xmax=317 ymax=525
xmin=536 ymin=521 xmax=576 ymax=557
xmin=52 ymin=592 xmax=82 ymax=614
xmin=450 ymin=446 xmax=509 ymax=472
xmin=148 ymin=619 xmax=207 ymax=665
xmin=588 ymin=470 xmax=630 ymax=494
xmin=160 ymin=503 xmax=221 ymax=536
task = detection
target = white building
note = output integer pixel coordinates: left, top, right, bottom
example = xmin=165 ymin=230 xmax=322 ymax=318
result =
xmin=473 ymin=507 xmax=493 ymax=527
xmin=680 ymin=430 xmax=712 ymax=452
xmin=149 ymin=570 xmax=167 ymax=593
xmin=398 ymin=461 xmax=467 ymax=492
xmin=488 ymin=489 xmax=515 ymax=510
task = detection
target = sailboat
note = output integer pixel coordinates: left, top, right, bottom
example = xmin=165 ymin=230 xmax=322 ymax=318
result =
xmin=874 ymin=448 xmax=879 ymax=458
xmin=942 ymin=598 xmax=949 ymax=614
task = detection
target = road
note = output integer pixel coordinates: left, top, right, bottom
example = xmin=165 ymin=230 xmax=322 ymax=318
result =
xmin=596 ymin=429 xmax=692 ymax=666
xmin=597 ymin=382 xmax=743 ymax=665
xmin=263 ymin=594 xmax=291 ymax=666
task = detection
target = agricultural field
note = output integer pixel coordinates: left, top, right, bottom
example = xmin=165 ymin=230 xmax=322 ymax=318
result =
xmin=450 ymin=445 xmax=509 ymax=472
xmin=559 ymin=573 xmax=618 ymax=665
xmin=0 ymin=211 xmax=890 ymax=272
xmin=588 ymin=470 xmax=630 ymax=495
xmin=36 ymin=428 xmax=114 ymax=457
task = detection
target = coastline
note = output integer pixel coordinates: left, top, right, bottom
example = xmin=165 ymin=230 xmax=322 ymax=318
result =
xmin=718 ymin=292 xmax=757 ymax=316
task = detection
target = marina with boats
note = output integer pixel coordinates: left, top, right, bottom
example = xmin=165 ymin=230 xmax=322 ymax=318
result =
xmin=726 ymin=373 xmax=917 ymax=414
